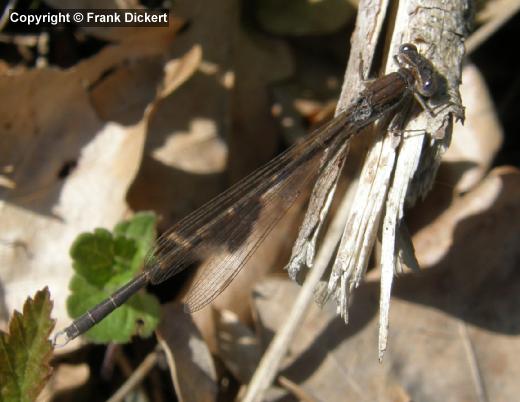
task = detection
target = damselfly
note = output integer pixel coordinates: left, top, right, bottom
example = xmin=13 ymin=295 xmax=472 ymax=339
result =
xmin=53 ymin=43 xmax=437 ymax=346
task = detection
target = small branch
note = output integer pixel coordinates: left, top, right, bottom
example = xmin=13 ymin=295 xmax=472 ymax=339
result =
xmin=106 ymin=350 xmax=159 ymax=402
xmin=458 ymin=322 xmax=489 ymax=402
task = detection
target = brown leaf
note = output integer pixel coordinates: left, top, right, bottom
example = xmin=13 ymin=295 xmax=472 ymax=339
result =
xmin=444 ymin=63 xmax=503 ymax=193
xmin=214 ymin=308 xmax=262 ymax=384
xmin=413 ymin=166 xmax=520 ymax=277
xmin=127 ymin=0 xmax=293 ymax=225
xmin=228 ymin=23 xmax=293 ymax=183
xmin=0 ymin=27 xmax=197 ymax=352
xmin=252 ymin=168 xmax=520 ymax=401
xmin=156 ymin=302 xmax=217 ymax=402
xmin=127 ymin=0 xmax=240 ymax=226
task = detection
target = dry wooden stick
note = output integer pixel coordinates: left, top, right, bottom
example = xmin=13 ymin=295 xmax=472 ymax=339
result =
xmin=106 ymin=351 xmax=159 ymax=402
xmin=242 ymin=0 xmax=468 ymax=398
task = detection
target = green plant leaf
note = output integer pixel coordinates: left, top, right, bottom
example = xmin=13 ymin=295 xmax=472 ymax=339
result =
xmin=66 ymin=212 xmax=160 ymax=344
xmin=114 ymin=211 xmax=157 ymax=274
xmin=0 ymin=287 xmax=55 ymax=402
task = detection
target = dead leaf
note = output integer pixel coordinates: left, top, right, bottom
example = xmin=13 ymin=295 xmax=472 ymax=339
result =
xmin=0 ymin=27 xmax=198 ymax=352
xmin=228 ymin=22 xmax=293 ymax=183
xmin=127 ymin=0 xmax=240 ymax=226
xmin=413 ymin=166 xmax=520 ymax=275
xmin=251 ymin=168 xmax=520 ymax=401
xmin=156 ymin=302 xmax=218 ymax=402
xmin=444 ymin=63 xmax=503 ymax=194
xmin=214 ymin=308 xmax=262 ymax=384
xmin=127 ymin=0 xmax=293 ymax=224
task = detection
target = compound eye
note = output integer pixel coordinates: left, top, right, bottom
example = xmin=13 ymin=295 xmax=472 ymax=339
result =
xmin=400 ymin=43 xmax=417 ymax=54
xmin=420 ymin=78 xmax=436 ymax=97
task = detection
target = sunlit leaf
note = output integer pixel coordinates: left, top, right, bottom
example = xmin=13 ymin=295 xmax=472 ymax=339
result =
xmin=0 ymin=287 xmax=55 ymax=402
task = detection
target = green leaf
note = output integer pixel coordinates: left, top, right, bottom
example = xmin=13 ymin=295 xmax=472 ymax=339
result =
xmin=70 ymin=228 xmax=119 ymax=286
xmin=114 ymin=211 xmax=156 ymax=251
xmin=0 ymin=287 xmax=55 ymax=402
xmin=66 ymin=275 xmax=160 ymax=343
xmin=114 ymin=211 xmax=157 ymax=274
xmin=67 ymin=212 xmax=160 ymax=344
